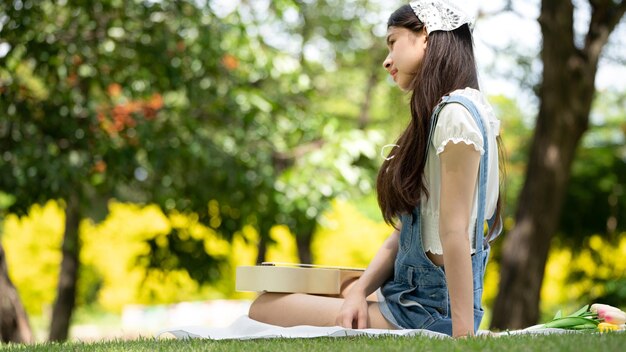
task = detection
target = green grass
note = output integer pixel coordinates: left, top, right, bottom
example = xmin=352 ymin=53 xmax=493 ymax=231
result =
xmin=1 ymin=332 xmax=625 ymax=351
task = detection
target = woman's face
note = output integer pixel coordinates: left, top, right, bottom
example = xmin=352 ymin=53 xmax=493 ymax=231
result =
xmin=382 ymin=26 xmax=427 ymax=91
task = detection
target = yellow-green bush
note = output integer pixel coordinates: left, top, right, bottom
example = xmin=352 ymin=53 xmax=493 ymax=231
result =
xmin=1 ymin=200 xmax=298 ymax=315
xmin=313 ymin=199 xmax=391 ymax=267
xmin=541 ymin=234 xmax=626 ymax=313
xmin=2 ymin=201 xmax=64 ymax=315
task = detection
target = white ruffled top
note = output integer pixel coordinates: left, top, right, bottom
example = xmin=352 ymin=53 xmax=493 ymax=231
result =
xmin=420 ymin=87 xmax=501 ymax=255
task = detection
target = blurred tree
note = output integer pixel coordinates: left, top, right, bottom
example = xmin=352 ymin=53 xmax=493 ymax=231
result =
xmin=559 ymin=91 xmax=626 ymax=242
xmin=0 ymin=243 xmax=32 ymax=343
xmin=0 ymin=192 xmax=32 ymax=343
xmin=0 ymin=0 xmax=235 ymax=341
xmin=492 ymin=0 xmax=626 ymax=329
xmin=0 ymin=0 xmax=394 ymax=341
xmin=202 ymin=0 xmax=393 ymax=263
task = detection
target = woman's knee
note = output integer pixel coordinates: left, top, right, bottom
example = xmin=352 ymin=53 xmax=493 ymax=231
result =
xmin=248 ymin=292 xmax=275 ymax=322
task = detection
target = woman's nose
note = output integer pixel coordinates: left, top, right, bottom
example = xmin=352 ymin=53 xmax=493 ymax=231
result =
xmin=382 ymin=55 xmax=392 ymax=70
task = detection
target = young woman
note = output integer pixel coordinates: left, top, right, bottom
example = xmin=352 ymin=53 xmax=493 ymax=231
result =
xmin=249 ymin=1 xmax=503 ymax=338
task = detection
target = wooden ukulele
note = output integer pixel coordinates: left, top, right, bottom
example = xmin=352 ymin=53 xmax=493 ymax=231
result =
xmin=236 ymin=262 xmax=365 ymax=295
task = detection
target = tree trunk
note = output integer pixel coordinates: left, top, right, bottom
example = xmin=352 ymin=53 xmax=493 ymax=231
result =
xmin=255 ymin=233 xmax=267 ymax=264
xmin=358 ymin=39 xmax=386 ymax=130
xmin=295 ymin=218 xmax=316 ymax=264
xmin=49 ymin=193 xmax=81 ymax=342
xmin=296 ymin=230 xmax=313 ymax=265
xmin=491 ymin=0 xmax=626 ymax=329
xmin=0 ymin=243 xmax=33 ymax=344
xmin=358 ymin=69 xmax=379 ymax=130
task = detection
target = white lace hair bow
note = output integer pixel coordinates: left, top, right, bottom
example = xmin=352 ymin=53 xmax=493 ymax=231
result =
xmin=409 ymin=0 xmax=474 ymax=34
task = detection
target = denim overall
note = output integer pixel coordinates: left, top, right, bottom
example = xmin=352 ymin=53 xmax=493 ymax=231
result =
xmin=379 ymin=94 xmax=501 ymax=335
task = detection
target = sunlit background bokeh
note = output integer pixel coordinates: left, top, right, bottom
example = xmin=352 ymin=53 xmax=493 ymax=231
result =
xmin=1 ymin=0 xmax=625 ymax=342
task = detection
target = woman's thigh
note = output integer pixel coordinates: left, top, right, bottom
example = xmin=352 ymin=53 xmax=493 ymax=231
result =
xmin=248 ymin=292 xmax=396 ymax=329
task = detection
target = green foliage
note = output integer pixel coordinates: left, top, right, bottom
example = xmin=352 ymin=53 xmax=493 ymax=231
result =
xmin=0 ymin=0 xmax=241 ymax=288
xmin=531 ymin=305 xmax=600 ymax=331
xmin=561 ymin=145 xmax=626 ymax=242
xmin=487 ymin=92 xmax=626 ymax=248
xmin=559 ymin=91 xmax=626 ymax=245
xmin=197 ymin=0 xmax=396 ymax=252
xmin=487 ymin=95 xmax=533 ymax=216
xmin=0 ymin=0 xmax=397 ymax=282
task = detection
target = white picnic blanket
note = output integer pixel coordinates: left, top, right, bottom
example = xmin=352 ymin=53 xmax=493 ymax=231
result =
xmin=155 ymin=315 xmax=571 ymax=340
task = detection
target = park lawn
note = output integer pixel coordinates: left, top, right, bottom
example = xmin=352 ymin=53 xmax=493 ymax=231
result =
xmin=1 ymin=332 xmax=625 ymax=352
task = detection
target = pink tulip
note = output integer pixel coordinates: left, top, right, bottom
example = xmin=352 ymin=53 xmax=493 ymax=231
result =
xmin=590 ymin=303 xmax=623 ymax=315
xmin=600 ymin=310 xmax=626 ymax=325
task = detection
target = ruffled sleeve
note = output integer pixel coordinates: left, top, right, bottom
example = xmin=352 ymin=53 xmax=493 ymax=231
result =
xmin=433 ymin=103 xmax=484 ymax=155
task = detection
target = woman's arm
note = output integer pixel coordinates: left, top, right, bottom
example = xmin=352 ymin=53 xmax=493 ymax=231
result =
xmin=438 ymin=142 xmax=481 ymax=338
xmin=348 ymin=229 xmax=399 ymax=296
xmin=336 ymin=228 xmax=399 ymax=328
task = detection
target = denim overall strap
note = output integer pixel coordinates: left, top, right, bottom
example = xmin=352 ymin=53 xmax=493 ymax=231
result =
xmin=428 ymin=94 xmax=490 ymax=253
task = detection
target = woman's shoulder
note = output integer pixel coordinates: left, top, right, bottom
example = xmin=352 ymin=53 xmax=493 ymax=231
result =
xmin=442 ymin=87 xmax=500 ymax=136
xmin=432 ymin=88 xmax=502 ymax=155
xmin=438 ymin=102 xmax=473 ymax=120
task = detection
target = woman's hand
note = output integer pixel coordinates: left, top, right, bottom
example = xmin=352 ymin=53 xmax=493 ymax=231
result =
xmin=333 ymin=230 xmax=399 ymax=329
xmin=336 ymin=291 xmax=369 ymax=329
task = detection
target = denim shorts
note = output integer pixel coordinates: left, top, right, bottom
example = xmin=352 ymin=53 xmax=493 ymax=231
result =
xmin=378 ymin=245 xmax=490 ymax=334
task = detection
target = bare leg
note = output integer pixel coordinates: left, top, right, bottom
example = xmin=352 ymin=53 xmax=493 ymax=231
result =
xmin=248 ymin=292 xmax=396 ymax=329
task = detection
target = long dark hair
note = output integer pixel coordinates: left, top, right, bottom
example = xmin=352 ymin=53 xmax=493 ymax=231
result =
xmin=377 ymin=5 xmax=504 ymax=240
